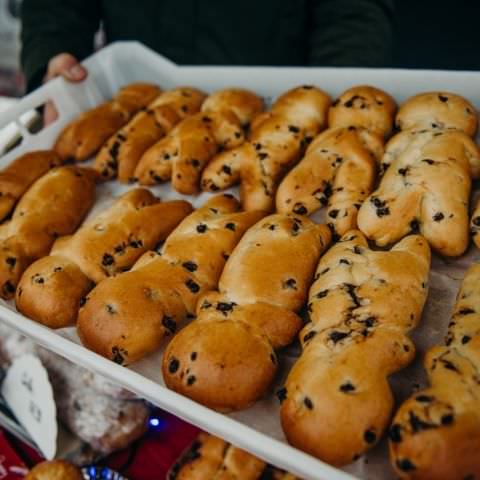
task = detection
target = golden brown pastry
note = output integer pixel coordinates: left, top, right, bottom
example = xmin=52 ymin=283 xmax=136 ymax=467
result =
xmin=389 ymin=263 xmax=480 ymax=480
xmin=95 ymin=87 xmax=206 ymax=182
xmin=163 ymin=214 xmax=331 ymax=411
xmin=395 ymin=91 xmax=478 ymax=137
xmin=77 ymin=195 xmax=264 ymax=365
xmin=0 ymin=166 xmax=96 ymax=300
xmin=16 ymin=189 xmax=192 ymax=328
xmin=25 ymin=460 xmax=83 ymax=480
xmin=201 ymin=86 xmax=331 ymax=211
xmin=169 ymin=432 xmax=266 ymax=480
xmin=357 ymin=128 xmax=480 ymax=256
xmin=276 ymin=126 xmax=382 ymax=238
xmin=0 ymin=150 xmax=63 ymax=222
xmin=134 ymin=88 xmax=264 ymax=194
xmin=279 ymin=231 xmax=431 ymax=466
xmin=328 ymin=85 xmax=397 ymax=137
xmin=470 ymin=200 xmax=480 ymax=248
xmin=54 ymin=82 xmax=161 ymax=162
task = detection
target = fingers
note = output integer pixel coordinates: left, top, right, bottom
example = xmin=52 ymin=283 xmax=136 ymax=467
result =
xmin=43 ymin=100 xmax=59 ymax=126
xmin=44 ymin=53 xmax=88 ymax=83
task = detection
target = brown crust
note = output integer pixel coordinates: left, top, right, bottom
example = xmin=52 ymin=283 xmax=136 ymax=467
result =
xmin=25 ymin=460 xmax=83 ymax=480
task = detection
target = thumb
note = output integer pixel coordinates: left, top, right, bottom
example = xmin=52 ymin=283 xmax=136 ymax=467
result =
xmin=45 ymin=53 xmax=88 ymax=83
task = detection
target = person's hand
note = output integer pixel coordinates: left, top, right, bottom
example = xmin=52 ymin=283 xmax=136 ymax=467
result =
xmin=42 ymin=53 xmax=88 ymax=125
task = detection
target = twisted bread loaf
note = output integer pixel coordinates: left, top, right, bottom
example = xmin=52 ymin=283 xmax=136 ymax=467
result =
xmin=77 ymin=195 xmax=264 ymax=364
xmin=279 ymin=231 xmax=430 ymax=466
xmin=163 ymin=214 xmax=331 ymax=411
xmin=328 ymin=85 xmax=397 ymax=138
xmin=0 ymin=150 xmax=63 ymax=222
xmin=395 ymin=91 xmax=478 ymax=136
xmin=201 ymin=86 xmax=331 ymax=211
xmin=0 ymin=166 xmax=96 ymax=299
xmin=276 ymin=126 xmax=382 ymax=238
xmin=134 ymin=89 xmax=263 ymax=194
xmin=357 ymin=128 xmax=480 ymax=256
xmin=16 ymin=189 xmax=192 ymax=328
xmin=169 ymin=433 xmax=266 ymax=480
xmin=95 ymin=87 xmax=206 ymax=182
xmin=389 ymin=263 xmax=480 ymax=479
xmin=54 ymin=83 xmax=161 ymax=162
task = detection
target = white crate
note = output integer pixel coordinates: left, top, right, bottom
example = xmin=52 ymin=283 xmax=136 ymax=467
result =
xmin=0 ymin=41 xmax=479 ymax=480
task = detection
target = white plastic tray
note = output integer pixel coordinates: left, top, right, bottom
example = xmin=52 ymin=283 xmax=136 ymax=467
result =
xmin=1 ymin=42 xmax=480 ymax=480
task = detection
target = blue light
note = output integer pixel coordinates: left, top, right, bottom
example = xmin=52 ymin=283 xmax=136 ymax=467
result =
xmin=149 ymin=417 xmax=160 ymax=427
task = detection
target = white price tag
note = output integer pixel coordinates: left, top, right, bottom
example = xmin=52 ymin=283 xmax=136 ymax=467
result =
xmin=1 ymin=354 xmax=58 ymax=459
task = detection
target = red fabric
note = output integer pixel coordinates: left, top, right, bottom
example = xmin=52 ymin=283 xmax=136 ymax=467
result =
xmin=0 ymin=430 xmax=29 ymax=478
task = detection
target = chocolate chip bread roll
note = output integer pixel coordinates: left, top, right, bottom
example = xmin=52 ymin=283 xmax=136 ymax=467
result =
xmin=357 ymin=128 xmax=480 ymax=256
xmin=95 ymin=87 xmax=206 ymax=182
xmin=16 ymin=189 xmax=192 ymax=328
xmin=279 ymin=231 xmax=430 ymax=466
xmin=470 ymin=200 xmax=480 ymax=248
xmin=328 ymin=85 xmax=397 ymax=138
xmin=396 ymin=92 xmax=478 ymax=137
xmin=169 ymin=433 xmax=266 ymax=480
xmin=163 ymin=214 xmax=331 ymax=411
xmin=26 ymin=460 xmax=83 ymax=480
xmin=389 ymin=263 xmax=480 ymax=479
xmin=54 ymin=82 xmax=161 ymax=162
xmin=0 ymin=150 xmax=63 ymax=222
xmin=276 ymin=126 xmax=382 ymax=238
xmin=77 ymin=195 xmax=264 ymax=365
xmin=201 ymin=86 xmax=331 ymax=211
xmin=134 ymin=89 xmax=264 ymax=194
xmin=0 ymin=166 xmax=96 ymax=299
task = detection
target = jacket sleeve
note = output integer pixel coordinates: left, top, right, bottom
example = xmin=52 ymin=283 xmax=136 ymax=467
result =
xmin=308 ymin=0 xmax=395 ymax=67
xmin=21 ymin=0 xmax=101 ymax=92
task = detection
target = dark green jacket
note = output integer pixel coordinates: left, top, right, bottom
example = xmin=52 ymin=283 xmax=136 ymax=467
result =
xmin=21 ymin=0 xmax=394 ymax=92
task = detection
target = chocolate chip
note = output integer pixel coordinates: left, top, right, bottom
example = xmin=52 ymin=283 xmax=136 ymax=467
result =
xmin=283 ymin=278 xmax=297 ymax=290
xmin=438 ymin=94 xmax=448 ymax=103
xmin=191 ymin=352 xmax=197 ymax=361
xmin=5 ymin=257 xmax=16 ymax=267
xmin=398 ymin=168 xmax=408 ymax=176
xmin=293 ymin=204 xmax=307 ymax=215
xmin=276 ymin=387 xmax=287 ymax=403
xmin=33 ymin=275 xmax=44 ymax=284
xmin=185 ymin=279 xmax=200 ymax=293
xmin=222 ymin=165 xmax=231 ymax=175
xmin=458 ymin=308 xmax=475 ymax=315
xmin=422 ymin=158 xmax=435 ymax=165
xmin=328 ymin=209 xmax=339 ymax=219
xmin=339 ymin=258 xmax=351 ymax=265
xmin=102 ymin=254 xmax=114 ymax=266
xmin=162 ymin=316 xmax=177 ymax=334
xmin=168 ymin=357 xmax=180 ymax=374
xmin=396 ymin=459 xmax=416 ymax=472
xmin=329 ymin=331 xmax=349 ymax=343
xmin=316 ymin=289 xmax=329 ymax=298
xmin=216 ymin=302 xmax=236 ymax=314
xmin=303 ymin=331 xmax=317 ymax=342
xmin=433 ymin=212 xmax=444 ymax=222
xmin=364 ymin=430 xmax=376 ymax=444
xmin=409 ymin=411 xmax=435 ymax=432
xmin=258 ymin=152 xmax=269 ymax=160
xmin=304 ymin=397 xmax=313 ymax=409
xmin=416 ymin=395 xmax=434 ymax=403
xmin=462 ymin=335 xmax=471 ymax=344
xmin=182 ymin=261 xmax=198 ymax=272
xmin=410 ymin=219 xmax=420 ymax=233
xmin=288 ymin=125 xmax=300 ymax=133
xmin=196 ymin=224 xmax=207 ymax=233
xmin=3 ymin=281 xmax=15 ymax=295
xmin=109 ymin=141 xmax=121 ymax=160
xmin=441 ymin=414 xmax=454 ymax=425
xmin=389 ymin=424 xmax=402 ymax=443
xmin=187 ymin=375 xmax=196 ymax=386
xmin=111 ymin=346 xmax=125 ymax=365
xmin=353 ymin=246 xmax=363 ymax=254
xmin=225 ymin=222 xmax=236 ymax=231
xmin=191 ymin=159 xmax=200 ymax=168
xmin=105 ymin=304 xmax=116 ymax=314
xmin=129 ymin=239 xmax=143 ymax=248
xmin=339 ymin=382 xmax=355 ymax=393
xmin=79 ymin=297 xmax=87 ymax=307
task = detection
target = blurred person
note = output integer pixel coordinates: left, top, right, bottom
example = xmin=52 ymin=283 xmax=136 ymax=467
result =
xmin=20 ymin=0 xmax=394 ymax=123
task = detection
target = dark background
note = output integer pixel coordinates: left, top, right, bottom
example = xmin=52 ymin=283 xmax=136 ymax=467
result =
xmin=393 ymin=0 xmax=480 ymax=70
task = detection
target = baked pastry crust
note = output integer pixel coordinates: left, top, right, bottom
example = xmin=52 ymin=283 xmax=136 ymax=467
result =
xmin=389 ymin=263 xmax=480 ymax=479
xmin=77 ymin=195 xmax=264 ymax=364
xmin=163 ymin=214 xmax=331 ymax=411
xmin=54 ymin=82 xmax=161 ymax=162
xmin=16 ymin=189 xmax=192 ymax=328
xmin=0 ymin=166 xmax=96 ymax=299
xmin=25 ymin=460 xmax=83 ymax=480
xmin=201 ymin=86 xmax=331 ymax=211
xmin=95 ymin=87 xmax=206 ymax=182
xmin=134 ymin=88 xmax=263 ymax=193
xmin=280 ymin=231 xmax=430 ymax=466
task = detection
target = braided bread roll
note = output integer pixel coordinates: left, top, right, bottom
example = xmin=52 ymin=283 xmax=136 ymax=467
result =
xmin=169 ymin=433 xmax=266 ymax=480
xmin=395 ymin=91 xmax=478 ymax=137
xmin=134 ymin=89 xmax=263 ymax=194
xmin=95 ymin=87 xmax=206 ymax=182
xmin=279 ymin=231 xmax=430 ymax=466
xmin=276 ymin=126 xmax=382 ymax=239
xmin=357 ymin=128 xmax=480 ymax=256
xmin=54 ymin=83 xmax=161 ymax=162
xmin=0 ymin=150 xmax=63 ymax=222
xmin=328 ymin=85 xmax=397 ymax=138
xmin=77 ymin=195 xmax=264 ymax=365
xmin=16 ymin=189 xmax=192 ymax=328
xmin=389 ymin=263 xmax=480 ymax=479
xmin=0 ymin=166 xmax=96 ymax=300
xmin=163 ymin=214 xmax=331 ymax=411
xmin=201 ymin=86 xmax=331 ymax=211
